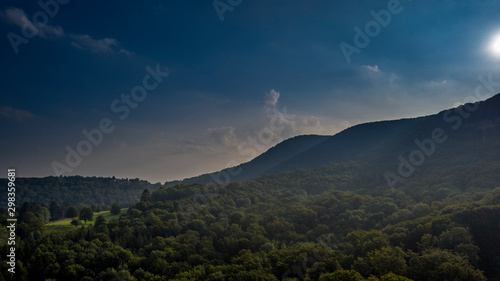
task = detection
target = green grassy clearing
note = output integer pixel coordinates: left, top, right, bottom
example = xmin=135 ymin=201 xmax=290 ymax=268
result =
xmin=46 ymin=208 xmax=128 ymax=232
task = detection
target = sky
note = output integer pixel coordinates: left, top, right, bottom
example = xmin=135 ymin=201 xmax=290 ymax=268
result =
xmin=1 ymin=0 xmax=500 ymax=184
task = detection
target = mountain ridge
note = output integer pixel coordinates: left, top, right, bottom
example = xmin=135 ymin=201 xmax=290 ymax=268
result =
xmin=172 ymin=94 xmax=500 ymax=186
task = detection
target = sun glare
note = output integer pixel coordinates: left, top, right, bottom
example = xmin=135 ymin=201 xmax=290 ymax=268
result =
xmin=490 ymin=34 xmax=500 ymax=56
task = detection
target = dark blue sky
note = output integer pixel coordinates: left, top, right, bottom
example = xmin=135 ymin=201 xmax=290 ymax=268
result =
xmin=1 ymin=0 xmax=500 ymax=183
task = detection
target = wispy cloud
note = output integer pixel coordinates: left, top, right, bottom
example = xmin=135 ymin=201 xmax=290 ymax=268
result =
xmin=1 ymin=8 xmax=63 ymax=38
xmin=276 ymin=114 xmax=350 ymax=137
xmin=361 ymin=65 xmax=381 ymax=73
xmin=204 ymin=126 xmax=238 ymax=147
xmin=70 ymin=34 xmax=131 ymax=55
xmin=265 ymin=89 xmax=280 ymax=107
xmin=427 ymin=80 xmax=449 ymax=87
xmin=0 ymin=7 xmax=131 ymax=55
xmin=173 ymin=126 xmax=239 ymax=155
xmin=0 ymin=105 xmax=35 ymax=121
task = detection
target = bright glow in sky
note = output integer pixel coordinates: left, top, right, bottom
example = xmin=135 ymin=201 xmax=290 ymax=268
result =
xmin=490 ymin=34 xmax=500 ymax=56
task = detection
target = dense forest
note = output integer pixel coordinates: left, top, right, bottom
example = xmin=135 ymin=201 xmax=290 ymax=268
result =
xmin=1 ymin=166 xmax=499 ymax=280
xmin=0 ymin=176 xmax=161 ymax=209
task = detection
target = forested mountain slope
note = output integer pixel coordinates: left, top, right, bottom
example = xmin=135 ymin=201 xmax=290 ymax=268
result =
xmin=177 ymin=94 xmax=500 ymax=188
xmin=177 ymin=134 xmax=330 ymax=185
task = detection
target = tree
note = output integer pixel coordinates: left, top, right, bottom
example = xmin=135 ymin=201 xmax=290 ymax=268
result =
xmin=71 ymin=218 xmax=82 ymax=227
xmin=40 ymin=206 xmax=51 ymax=223
xmin=366 ymin=247 xmax=408 ymax=276
xmin=140 ymin=189 xmax=151 ymax=202
xmin=79 ymin=207 xmax=94 ymax=224
xmin=49 ymin=201 xmax=64 ymax=221
xmin=20 ymin=202 xmax=50 ymax=223
xmin=95 ymin=215 xmax=106 ymax=227
xmin=110 ymin=203 xmax=121 ymax=215
xmin=66 ymin=206 xmax=79 ymax=218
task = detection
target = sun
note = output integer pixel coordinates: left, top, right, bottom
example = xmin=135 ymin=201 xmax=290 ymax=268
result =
xmin=490 ymin=34 xmax=500 ymax=56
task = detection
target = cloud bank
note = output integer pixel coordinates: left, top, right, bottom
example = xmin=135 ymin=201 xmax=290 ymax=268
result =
xmin=0 ymin=105 xmax=35 ymax=120
xmin=0 ymin=7 xmax=131 ymax=54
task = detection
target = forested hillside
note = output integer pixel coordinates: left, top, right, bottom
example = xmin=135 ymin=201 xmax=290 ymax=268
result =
xmin=0 ymin=176 xmax=161 ymax=208
xmin=1 ymin=172 xmax=499 ymax=280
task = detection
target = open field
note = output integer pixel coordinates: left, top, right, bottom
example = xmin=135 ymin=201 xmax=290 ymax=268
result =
xmin=46 ymin=208 xmax=128 ymax=232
